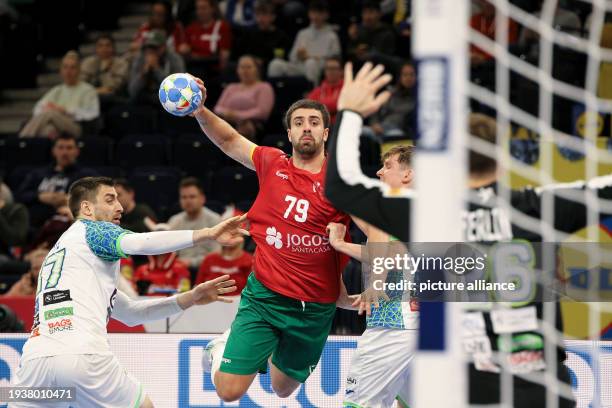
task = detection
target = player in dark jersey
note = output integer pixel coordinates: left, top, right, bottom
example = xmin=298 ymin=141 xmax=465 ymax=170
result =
xmin=189 ymin=77 xmax=351 ymax=402
xmin=326 ymin=62 xmax=612 ymax=406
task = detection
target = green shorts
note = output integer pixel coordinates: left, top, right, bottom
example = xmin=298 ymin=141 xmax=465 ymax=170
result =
xmin=220 ymin=273 xmax=337 ymax=383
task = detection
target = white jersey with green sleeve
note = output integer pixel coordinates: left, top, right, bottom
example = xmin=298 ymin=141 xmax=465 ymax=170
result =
xmin=20 ymin=219 xmax=131 ymax=362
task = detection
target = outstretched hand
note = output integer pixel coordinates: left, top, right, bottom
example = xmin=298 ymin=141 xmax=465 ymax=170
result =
xmin=352 ymin=287 xmax=390 ymax=316
xmin=178 ymin=275 xmax=237 ymax=308
xmin=337 ymin=62 xmax=393 ymax=118
xmin=207 ymin=213 xmax=250 ymax=246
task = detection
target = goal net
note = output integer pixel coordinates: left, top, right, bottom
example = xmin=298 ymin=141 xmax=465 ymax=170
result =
xmin=412 ymin=0 xmax=612 ymax=407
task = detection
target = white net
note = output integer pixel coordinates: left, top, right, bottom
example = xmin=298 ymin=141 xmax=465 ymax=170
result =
xmin=414 ymin=0 xmax=612 ymax=407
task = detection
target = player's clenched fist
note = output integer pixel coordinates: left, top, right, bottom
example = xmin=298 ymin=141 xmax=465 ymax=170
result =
xmin=326 ymin=222 xmax=347 ymax=248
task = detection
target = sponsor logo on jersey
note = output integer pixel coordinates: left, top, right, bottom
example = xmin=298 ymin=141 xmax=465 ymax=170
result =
xmin=44 ymin=307 xmax=74 ymax=321
xmin=47 ymin=318 xmax=74 ymax=334
xmin=266 ymin=225 xmax=332 ymax=253
xmin=265 ymin=226 xmax=283 ymax=249
xmin=275 ymin=170 xmax=289 ymax=180
xmin=506 ymin=350 xmax=546 ymax=374
xmin=221 ymin=358 xmax=232 ymax=364
xmin=43 ymin=289 xmax=72 ymax=306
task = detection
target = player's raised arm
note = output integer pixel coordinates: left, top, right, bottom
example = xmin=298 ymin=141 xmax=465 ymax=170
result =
xmin=190 ymin=77 xmax=258 ymax=170
xmin=325 ymin=62 xmax=412 ymax=241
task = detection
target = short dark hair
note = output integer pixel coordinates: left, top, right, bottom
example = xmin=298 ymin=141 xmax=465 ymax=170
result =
xmin=362 ymin=1 xmax=381 ymax=12
xmin=54 ymin=133 xmax=78 ymax=146
xmin=469 ymin=113 xmax=497 ymax=174
xmin=284 ymin=99 xmax=331 ymax=130
xmin=324 ymin=55 xmax=343 ymax=66
xmin=95 ymin=33 xmax=115 ymax=47
xmin=113 ymin=178 xmax=133 ymax=193
xmin=68 ymin=177 xmax=115 ymax=217
xmin=382 ymin=145 xmax=414 ymax=168
xmin=254 ymin=0 xmax=275 ymax=14
xmin=179 ymin=177 xmax=204 ymax=194
xmin=308 ymin=0 xmax=328 ymax=12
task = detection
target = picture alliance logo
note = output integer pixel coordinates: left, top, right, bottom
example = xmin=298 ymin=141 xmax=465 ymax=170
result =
xmin=265 ymin=226 xmax=332 ymax=253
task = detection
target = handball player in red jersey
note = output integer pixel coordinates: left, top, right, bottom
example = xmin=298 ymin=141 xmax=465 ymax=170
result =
xmin=189 ymin=77 xmax=353 ymax=402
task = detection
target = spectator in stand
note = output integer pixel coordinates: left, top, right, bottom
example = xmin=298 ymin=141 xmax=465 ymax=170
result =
xmin=214 ymin=55 xmax=275 ymax=141
xmin=470 ymin=0 xmax=518 ymax=66
xmin=347 ymin=1 xmax=400 ymax=73
xmin=0 ymin=186 xmax=28 ymax=258
xmin=231 ymin=0 xmax=290 ymax=70
xmin=28 ymin=205 xmax=73 ymax=252
xmin=180 ymin=0 xmax=232 ymax=72
xmin=133 ymin=225 xmax=191 ymax=295
xmin=128 ymin=30 xmax=185 ymax=105
xmin=113 ymin=178 xmax=157 ymax=233
xmin=4 ymin=249 xmax=47 ymax=297
xmin=267 ymin=0 xmax=341 ymax=85
xmin=167 ymin=177 xmax=221 ymax=269
xmin=1 ymin=182 xmax=13 ymax=206
xmin=519 ymin=0 xmax=580 ymax=61
xmin=130 ymin=0 xmax=186 ymax=55
xmin=80 ymin=34 xmax=129 ymax=107
xmin=19 ymin=51 xmax=100 ymax=139
xmin=221 ymin=0 xmax=257 ymax=28
xmin=196 ymin=233 xmax=252 ymax=296
xmin=364 ymin=61 xmax=416 ymax=140
xmin=307 ymin=56 xmax=344 ymax=124
xmin=16 ymin=134 xmax=97 ymax=227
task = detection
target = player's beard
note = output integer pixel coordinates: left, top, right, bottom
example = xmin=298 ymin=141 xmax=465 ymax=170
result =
xmin=292 ymin=134 xmax=323 ymax=159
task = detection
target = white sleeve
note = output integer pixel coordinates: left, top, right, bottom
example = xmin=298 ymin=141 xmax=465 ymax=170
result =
xmin=119 ymin=230 xmax=195 ymax=256
xmin=111 ymin=290 xmax=183 ymax=327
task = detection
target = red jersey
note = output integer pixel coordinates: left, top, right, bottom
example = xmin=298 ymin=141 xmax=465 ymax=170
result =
xmin=133 ymin=253 xmax=191 ymax=295
xmin=184 ymin=20 xmax=232 ymax=58
xmin=469 ymin=13 xmax=518 ymax=60
xmin=248 ymin=146 xmax=350 ymax=302
xmin=196 ymin=251 xmax=253 ymax=296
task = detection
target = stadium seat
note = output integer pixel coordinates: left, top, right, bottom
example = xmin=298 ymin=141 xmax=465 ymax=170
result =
xmin=116 ymin=134 xmax=170 ymax=171
xmin=261 ymin=133 xmax=291 ymax=154
xmin=91 ymin=166 xmax=123 ymax=179
xmin=105 ymin=105 xmax=158 ymax=138
xmin=270 ymin=76 xmax=313 ymax=109
xmin=172 ymin=134 xmax=233 ymax=177
xmin=129 ymin=166 xmax=181 ymax=220
xmin=210 ymin=166 xmax=259 ymax=204
xmin=6 ymin=165 xmax=39 ymax=191
xmin=77 ymin=136 xmax=113 ymax=166
xmin=158 ymin=112 xmax=202 ymax=137
xmin=2 ymin=137 xmax=51 ymax=171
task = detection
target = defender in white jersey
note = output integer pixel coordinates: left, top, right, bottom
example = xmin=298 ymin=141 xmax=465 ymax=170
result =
xmin=10 ymin=177 xmax=247 ymax=408
xmin=329 ymin=145 xmax=415 ymax=408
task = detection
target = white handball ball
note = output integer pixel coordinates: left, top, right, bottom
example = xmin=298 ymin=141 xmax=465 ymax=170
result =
xmin=158 ymin=73 xmax=202 ymax=117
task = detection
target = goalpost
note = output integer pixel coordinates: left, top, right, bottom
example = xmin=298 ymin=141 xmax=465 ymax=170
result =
xmin=412 ymin=0 xmax=611 ymax=407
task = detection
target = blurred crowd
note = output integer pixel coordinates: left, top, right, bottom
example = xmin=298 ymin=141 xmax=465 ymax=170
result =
xmin=1 ymin=0 xmax=612 ymax=334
